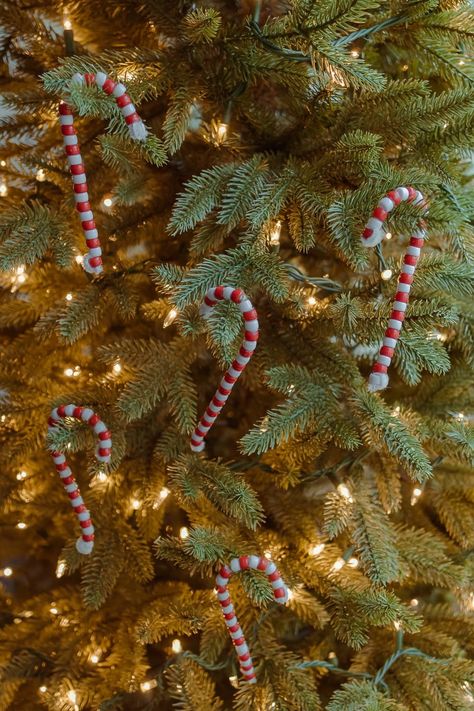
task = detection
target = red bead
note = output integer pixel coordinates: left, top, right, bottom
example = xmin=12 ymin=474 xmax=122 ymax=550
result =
xmin=89 ymin=257 xmax=102 ymax=268
xmin=76 ymin=202 xmax=91 ymax=212
xmin=214 ymin=286 xmax=225 ymax=299
xmin=80 ymin=519 xmax=92 ymax=528
xmin=407 ymin=186 xmax=416 ymax=201
xmin=387 ymin=190 xmax=401 ymax=205
xmin=205 ymin=407 xmax=216 ymax=418
xmin=239 ymin=652 xmax=251 ymax=662
xmin=65 ymin=145 xmax=80 ymax=155
xmin=191 ymin=438 xmax=201 ymax=447
xmin=244 ymin=331 xmax=259 ymax=342
xmin=243 ymin=309 xmax=258 ymax=322
xmin=81 ymin=220 xmax=96 ymax=231
xmin=68 ymin=490 xmax=80 ymax=499
xmin=218 ymin=385 xmax=231 ymax=396
xmin=395 ymin=292 xmax=409 ymax=303
xmin=399 ymin=273 xmax=413 ymax=285
xmin=385 ymin=328 xmax=400 ymax=339
xmin=239 ymin=347 xmax=252 ymax=358
xmin=219 ymin=567 xmax=231 ymax=578
xmin=101 ymin=78 xmax=115 ymax=94
xmin=73 ymin=504 xmax=87 ymax=513
xmin=391 ymin=310 xmax=405 ymax=322
xmin=70 ymin=164 xmax=84 ymax=175
xmin=224 ymin=612 xmax=234 ymax=620
xmin=212 ymin=396 xmax=223 ymax=408
xmin=86 ymin=239 xmax=100 ymax=248
xmin=59 ymin=103 xmax=72 ymax=115
xmin=57 ymin=405 xmax=66 ymax=417
xmin=88 ymin=414 xmax=100 ymax=426
xmin=98 ymin=447 xmax=111 ymax=457
xmin=239 ymin=556 xmax=250 ymax=569
xmin=84 ymin=73 xmax=95 ymax=85
xmin=257 ymin=558 xmax=268 ymax=570
xmin=404 ymin=255 xmax=417 ymax=266
xmin=233 ymin=637 xmax=245 ymax=647
xmin=362 ymin=227 xmax=373 ymax=239
xmin=61 ymin=125 xmax=76 ymax=136
xmin=116 ymin=94 xmax=131 ymax=108
xmin=381 ymin=346 xmax=394 ymax=358
xmin=231 ymin=289 xmax=243 ymax=303
xmin=373 ymin=206 xmax=387 ymax=221
xmin=62 ymin=475 xmax=74 ymax=485
xmin=201 ymin=418 xmax=212 ymax=428
xmin=204 ymin=295 xmax=216 ymax=307
xmin=83 ymin=533 xmax=95 ymax=542
xmin=410 ymin=237 xmax=424 ymax=248
xmin=74 ymin=183 xmax=88 ymax=193
xmin=224 ymin=374 xmax=237 ymax=385
xmin=268 ymin=570 xmax=280 ymax=582
xmin=231 ymin=360 xmax=245 ymax=372
xmin=56 ymin=462 xmax=68 ymax=471
xmin=48 ymin=418 xmax=57 ymax=427
xmin=274 ymin=587 xmax=287 ymax=599
xmin=125 ymin=112 xmax=140 ymax=125
xmin=229 ymin=624 xmax=240 ymax=633
xmin=373 ymin=363 xmax=388 ymax=373
xmin=99 ymin=430 xmax=111 ymax=441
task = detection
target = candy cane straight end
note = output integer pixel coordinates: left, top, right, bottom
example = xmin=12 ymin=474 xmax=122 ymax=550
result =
xmin=215 ymin=555 xmax=289 ymax=684
xmin=60 ymin=71 xmax=147 ymax=275
xmin=361 ymin=186 xmax=428 ymax=393
xmin=48 ymin=404 xmax=112 ymax=556
xmin=190 ymin=286 xmax=259 ymax=453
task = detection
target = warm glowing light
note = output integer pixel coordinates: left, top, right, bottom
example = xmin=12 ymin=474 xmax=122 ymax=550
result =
xmin=64 ymin=368 xmax=74 ymax=377
xmin=328 ymin=651 xmax=337 ymax=660
xmin=97 ymin=471 xmax=108 ymax=483
xmin=159 ymin=487 xmax=170 ymax=500
xmin=63 ymin=18 xmax=72 ymax=30
xmin=39 ymin=686 xmax=47 ymax=693
xmin=0 ymin=160 xmax=6 ymax=167
xmin=411 ymin=487 xmax=422 ymax=506
xmin=410 ymin=598 xmax=418 ymax=607
xmin=385 ymin=232 xmax=392 ymax=240
xmin=337 ymin=483 xmax=353 ymax=503
xmin=350 ymin=50 xmax=360 ymax=58
xmin=401 ymin=64 xmax=409 ymax=71
xmin=75 ymin=254 xmax=83 ymax=265
xmin=67 ymin=689 xmax=77 ymax=704
xmin=459 ymin=59 xmax=465 ymax=66
xmin=455 ymin=412 xmax=465 ymax=421
xmin=332 ymin=558 xmax=345 ymax=571
xmin=393 ymin=620 xmax=402 ymax=631
xmin=0 ymin=181 xmax=7 ymax=197
xmin=392 ymin=406 xmax=401 ymax=417
xmin=90 ymin=653 xmax=100 ymax=664
xmin=102 ymin=196 xmax=113 ymax=208
xmin=348 ymin=557 xmax=359 ymax=568
xmin=56 ymin=561 xmax=66 ymax=578
xmin=65 ymin=293 xmax=73 ymax=301
xmin=307 ymin=296 xmax=317 ymax=306
xmin=216 ymin=122 xmax=228 ymax=142
xmin=381 ymin=269 xmax=393 ymax=281
xmin=3 ymin=567 xmax=13 ymax=577
xmin=16 ymin=273 xmax=26 ymax=284
xmin=112 ymin=362 xmax=122 ymax=374
xmin=264 ymin=550 xmax=272 ymax=559
xmin=16 ymin=471 xmax=28 ymax=481
xmin=269 ymin=220 xmax=282 ymax=246
xmin=132 ymin=499 xmax=141 ymax=510
xmin=163 ymin=308 xmax=178 ymax=328
xmin=50 ymin=606 xmax=58 ymax=615
xmin=171 ymin=638 xmax=182 ymax=654
xmin=36 ymin=168 xmax=46 ymax=182
xmin=309 ymin=543 xmax=325 ymax=556
xmin=16 ymin=522 xmax=26 ymax=529
xmin=413 ymin=487 xmax=422 ymax=497
xmin=179 ymin=526 xmax=189 ymax=540
xmin=229 ymin=675 xmax=239 ymax=688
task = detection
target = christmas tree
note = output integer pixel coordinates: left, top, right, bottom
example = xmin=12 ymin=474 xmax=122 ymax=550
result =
xmin=1 ymin=0 xmax=474 ymax=708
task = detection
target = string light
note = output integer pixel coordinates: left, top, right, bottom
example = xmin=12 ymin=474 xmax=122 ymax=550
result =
xmin=179 ymin=526 xmax=189 ymax=540
xmin=0 ymin=160 xmax=6 ymax=167
xmin=0 ymin=181 xmax=7 ymax=197
xmin=140 ymin=679 xmax=157 ymax=691
xmin=229 ymin=675 xmax=239 ymax=688
xmin=171 ymin=638 xmax=182 ymax=654
xmin=63 ymin=17 xmax=72 ymax=30
xmin=90 ymin=653 xmax=100 ymax=664
xmin=2 ymin=567 xmax=13 ymax=577
xmin=332 ymin=558 xmax=345 ymax=571
xmin=392 ymin=406 xmax=401 ymax=417
xmin=66 ymin=689 xmax=77 ymax=704
xmin=328 ymin=651 xmax=337 ymax=660
xmin=385 ymin=232 xmax=392 ymax=240
xmin=50 ymin=606 xmax=58 ymax=615
xmin=16 ymin=522 xmax=27 ymax=529
xmin=455 ymin=412 xmax=465 ymax=422
xmin=337 ymin=482 xmax=353 ymax=503
xmin=348 ymin=557 xmax=359 ymax=568
xmin=75 ymin=254 xmax=83 ymax=265
xmin=216 ymin=122 xmax=228 ymax=143
xmin=56 ymin=561 xmax=66 ymax=578
xmin=264 ymin=550 xmax=273 ymax=559
xmin=96 ymin=470 xmax=108 ymax=483
xmin=350 ymin=50 xmax=360 ymax=58
xmin=153 ymin=486 xmax=170 ymax=509
xmin=132 ymin=498 xmax=142 ymax=510
xmin=64 ymin=367 xmax=74 ymax=377
xmin=163 ymin=308 xmax=178 ymax=328
xmin=381 ymin=269 xmax=393 ymax=281
xmin=401 ymin=64 xmax=409 ymax=71
xmin=393 ymin=620 xmax=402 ymax=631
xmin=36 ymin=168 xmax=46 ymax=182
xmin=39 ymin=686 xmax=47 ymax=693
xmin=459 ymin=59 xmax=465 ymax=66
xmin=102 ymin=196 xmax=113 ymax=208
xmin=309 ymin=543 xmax=325 ymax=556
xmin=112 ymin=362 xmax=122 ymax=374
xmin=16 ymin=470 xmax=28 ymax=481
xmin=269 ymin=220 xmax=282 ymax=246
xmin=410 ymin=598 xmax=419 ymax=607
xmin=307 ymin=296 xmax=317 ymax=306
xmin=287 ymin=588 xmax=294 ymax=600
xmin=411 ymin=487 xmax=422 ymax=505
xmin=65 ymin=293 xmax=73 ymax=301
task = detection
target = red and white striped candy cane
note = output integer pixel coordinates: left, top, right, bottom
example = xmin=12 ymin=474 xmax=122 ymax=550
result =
xmin=48 ymin=404 xmax=112 ymax=555
xmin=59 ymin=71 xmax=147 ymax=275
xmin=361 ymin=186 xmax=428 ymax=392
xmin=215 ymin=555 xmax=289 ymax=683
xmin=190 ymin=286 xmax=259 ymax=452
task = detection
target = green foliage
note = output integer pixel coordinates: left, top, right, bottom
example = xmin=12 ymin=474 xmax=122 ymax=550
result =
xmin=327 ymin=680 xmax=405 ymax=710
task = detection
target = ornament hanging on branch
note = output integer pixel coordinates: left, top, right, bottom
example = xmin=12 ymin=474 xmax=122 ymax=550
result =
xmin=190 ymin=286 xmax=259 ymax=452
xmin=59 ymin=72 xmax=147 ymax=275
xmin=361 ymin=186 xmax=428 ymax=392
xmin=47 ymin=404 xmax=112 ymax=555
xmin=215 ymin=555 xmax=289 ymax=683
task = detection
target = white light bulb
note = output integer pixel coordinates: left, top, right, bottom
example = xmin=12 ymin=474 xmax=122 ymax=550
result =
xmin=63 ymin=18 xmax=72 ymax=30
xmin=103 ymin=197 xmax=113 ymax=208
xmin=385 ymin=232 xmax=392 ymax=240
xmin=171 ymin=638 xmax=182 ymax=653
xmin=287 ymin=588 xmax=294 ymax=600
xmin=140 ymin=681 xmax=151 ymax=692
xmin=90 ymin=653 xmax=100 ymax=664
xmin=159 ymin=487 xmax=170 ymax=500
xmin=16 ymin=522 xmax=26 ymax=529
xmin=269 ymin=220 xmax=281 ymax=245
xmin=65 ymin=293 xmax=73 ymax=301
xmin=56 ymin=561 xmax=66 ymax=578
xmin=16 ymin=471 xmax=27 ymax=480
xmin=179 ymin=526 xmax=189 ymax=540
xmin=264 ymin=550 xmax=272 ymax=559
xmin=64 ymin=368 xmax=74 ymax=377
xmin=381 ymin=269 xmax=393 ymax=281
xmin=413 ymin=487 xmax=422 ymax=497
xmin=309 ymin=543 xmax=325 ymax=556
xmin=67 ymin=689 xmax=76 ymax=703
xmin=132 ymin=498 xmax=141 ymax=510
xmin=337 ymin=483 xmax=353 ymax=502
xmin=348 ymin=557 xmax=359 ymax=568
xmin=163 ymin=308 xmax=178 ymax=328
xmin=350 ymin=50 xmax=360 ymax=58
xmin=307 ymin=296 xmax=317 ymax=306
xmin=97 ymin=471 xmax=108 ymax=483
xmin=0 ymin=182 xmax=8 ymax=197
xmin=112 ymin=362 xmax=122 ymax=374
xmin=75 ymin=254 xmax=84 ymax=265
xmin=50 ymin=606 xmax=58 ymax=615
xmin=36 ymin=168 xmax=46 ymax=182
xmin=3 ymin=567 xmax=13 ymax=577
xmin=216 ymin=122 xmax=228 ymax=141
xmin=0 ymin=160 xmax=6 ymax=167
xmin=410 ymin=598 xmax=418 ymax=607
xmin=332 ymin=558 xmax=345 ymax=571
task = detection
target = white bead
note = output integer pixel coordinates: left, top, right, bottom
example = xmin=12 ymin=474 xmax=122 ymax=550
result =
xmin=216 ymin=574 xmax=229 ymax=587
xmin=60 ymin=115 xmax=74 ymax=125
xmin=388 ymin=319 xmax=402 ymax=330
xmin=191 ymin=441 xmax=205 ymax=452
xmin=413 ymin=190 xmax=424 ymax=205
xmin=221 ymin=604 xmax=233 ymax=615
xmin=84 ymin=229 xmax=98 ymax=239
xmin=396 ymin=187 xmax=409 ymax=201
xmin=93 ymin=421 xmax=107 ymax=434
xmin=63 ymin=135 xmax=78 ymax=146
xmin=70 ymin=495 xmax=83 ymax=507
xmin=242 ymin=340 xmax=257 ymax=352
xmin=59 ymin=468 xmax=72 ymax=478
xmin=121 ymin=102 xmax=136 ymax=117
xmin=225 ymin=617 xmax=238 ymax=628
xmin=402 ymin=264 xmax=415 ymax=276
xmin=217 ymin=591 xmax=229 ymax=601
xmin=64 ymin=404 xmax=76 ymax=416
xmin=112 ymin=82 xmax=127 ymax=97
xmin=96 ymin=452 xmax=111 ymax=463
xmin=235 ymin=353 xmax=250 ymax=366
xmin=81 ymin=524 xmax=94 ymax=536
xmin=235 ymin=642 xmax=249 ymax=655
xmin=248 ymin=555 xmax=260 ymax=569
xmin=393 ymin=301 xmax=407 ymax=312
xmin=67 ymin=154 xmax=82 ymax=166
xmin=71 ymin=73 xmax=85 ymax=85
xmin=367 ymin=216 xmax=383 ymax=232
xmin=199 ymin=303 xmax=213 ymax=319
xmin=98 ymin=438 xmax=111 ymax=449
xmin=79 ymin=210 xmax=93 ymax=221
xmin=72 ymin=173 xmax=87 ymax=184
xmin=50 ymin=408 xmax=60 ymax=420
xmin=76 ymin=538 xmax=94 ymax=555
xmin=230 ymin=559 xmax=241 ymax=573
xmin=383 ymin=337 xmax=397 ymax=349
xmin=406 ymin=246 xmax=420 ymax=257
xmin=94 ymin=72 xmax=107 ymax=87
xmin=239 ymin=299 xmax=253 ymax=313
xmin=271 ymin=579 xmax=284 ymax=590
xmin=128 ymin=120 xmax=147 ymax=141
xmin=413 ymin=228 xmax=426 ymax=239
xmin=228 ymin=367 xmax=241 ymax=379
xmin=230 ymin=629 xmax=242 ymax=639
xmin=368 ymin=372 xmax=389 ymax=392
xmin=78 ymin=510 xmax=90 ymax=521
xmin=80 ymin=408 xmax=94 ymax=421
xmin=88 ymin=247 xmax=101 ymax=258
xmin=64 ymin=483 xmax=77 ymax=494
xmin=74 ymin=192 xmax=89 ymax=203
xmin=378 ymin=355 xmax=391 ymax=366
xmin=266 ymin=561 xmax=276 ymax=575
xmin=53 ymin=453 xmax=66 ymax=464
xmin=379 ymin=197 xmax=394 ymax=212
xmin=244 ymin=320 xmax=258 ymax=333
xmin=397 ymin=282 xmax=410 ymax=293
xmin=222 ymin=286 xmax=234 ymax=300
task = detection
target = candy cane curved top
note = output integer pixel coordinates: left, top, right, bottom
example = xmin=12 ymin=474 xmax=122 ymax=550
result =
xmin=190 ymin=286 xmax=259 ymax=452
xmin=215 ymin=555 xmax=289 ymax=683
xmin=47 ymin=404 xmax=112 ymax=555
xmin=59 ymin=71 xmax=148 ymax=275
xmin=361 ymin=186 xmax=428 ymax=392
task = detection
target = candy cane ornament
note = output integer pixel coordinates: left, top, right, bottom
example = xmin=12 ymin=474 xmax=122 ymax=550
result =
xmin=215 ymin=555 xmax=289 ymax=683
xmin=47 ymin=404 xmax=112 ymax=555
xmin=361 ymin=186 xmax=428 ymax=392
xmin=59 ymin=71 xmax=148 ymax=275
xmin=190 ymin=286 xmax=259 ymax=452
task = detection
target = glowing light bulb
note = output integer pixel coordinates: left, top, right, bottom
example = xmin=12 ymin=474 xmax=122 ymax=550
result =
xmin=216 ymin=122 xmax=228 ymax=142
xmin=269 ymin=220 xmax=281 ymax=246
xmin=112 ymin=362 xmax=122 ymax=374
xmin=65 ymin=293 xmax=73 ymax=301
xmin=287 ymin=588 xmax=294 ymax=600
xmin=381 ymin=269 xmax=393 ymax=281
xmin=393 ymin=620 xmax=402 ymax=631
xmin=385 ymin=232 xmax=392 ymax=240
xmin=459 ymin=59 xmax=465 ymax=66
xmin=413 ymin=487 xmax=422 ymax=497
xmin=63 ymin=18 xmax=72 ymax=30
xmin=67 ymin=689 xmax=77 ymax=703
xmin=350 ymin=50 xmax=360 ymax=58
xmin=392 ymin=406 xmax=401 ymax=417
xmin=309 ymin=543 xmax=325 ymax=556
xmin=50 ymin=606 xmax=58 ymax=615
xmin=39 ymin=685 xmax=47 ymax=693
xmin=3 ymin=567 xmax=13 ymax=577
xmin=16 ymin=522 xmax=26 ymax=529
xmin=337 ymin=483 xmax=353 ymax=503
xmin=172 ymin=638 xmax=182 ymax=653
xmin=64 ymin=368 xmax=74 ymax=377
xmin=401 ymin=64 xmax=409 ymax=71
xmin=179 ymin=526 xmax=189 ymax=540
xmin=16 ymin=471 xmax=28 ymax=480
xmin=455 ymin=412 xmax=465 ymax=421
xmin=328 ymin=651 xmax=337 ymax=660
xmin=75 ymin=254 xmax=84 ymax=265
xmin=411 ymin=487 xmax=422 ymax=506
xmin=0 ymin=182 xmax=7 ymax=197
xmin=159 ymin=487 xmax=170 ymax=500
xmin=229 ymin=675 xmax=239 ymax=688
xmin=56 ymin=561 xmax=66 ymax=578
xmin=307 ymin=296 xmax=317 ymax=306
xmin=348 ymin=557 xmax=359 ymax=568
xmin=132 ymin=499 xmax=141 ymax=510
xmin=36 ymin=168 xmax=46 ymax=182
xmin=332 ymin=558 xmax=345 ymax=571
xmin=102 ymin=196 xmax=113 ymax=208
xmin=90 ymin=653 xmax=100 ymax=664
xmin=0 ymin=160 xmax=6 ymax=167
xmin=264 ymin=550 xmax=272 ymax=559
xmin=97 ymin=471 xmax=107 ymax=483
xmin=141 ymin=681 xmax=151 ymax=692
xmin=163 ymin=308 xmax=178 ymax=328
xmin=410 ymin=598 xmax=418 ymax=607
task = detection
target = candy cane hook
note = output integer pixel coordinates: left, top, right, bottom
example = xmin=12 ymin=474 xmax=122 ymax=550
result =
xmin=216 ymin=555 xmax=289 ymax=683
xmin=361 ymin=186 xmax=428 ymax=392
xmin=47 ymin=404 xmax=112 ymax=555
xmin=190 ymin=286 xmax=259 ymax=452
xmin=59 ymin=71 xmax=147 ymax=275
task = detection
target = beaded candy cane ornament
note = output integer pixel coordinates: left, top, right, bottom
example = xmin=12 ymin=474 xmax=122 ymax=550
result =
xmin=59 ymin=72 xmax=147 ymax=275
xmin=190 ymin=286 xmax=259 ymax=452
xmin=48 ymin=404 xmax=112 ymax=554
xmin=361 ymin=186 xmax=428 ymax=392
xmin=215 ymin=555 xmax=289 ymax=683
